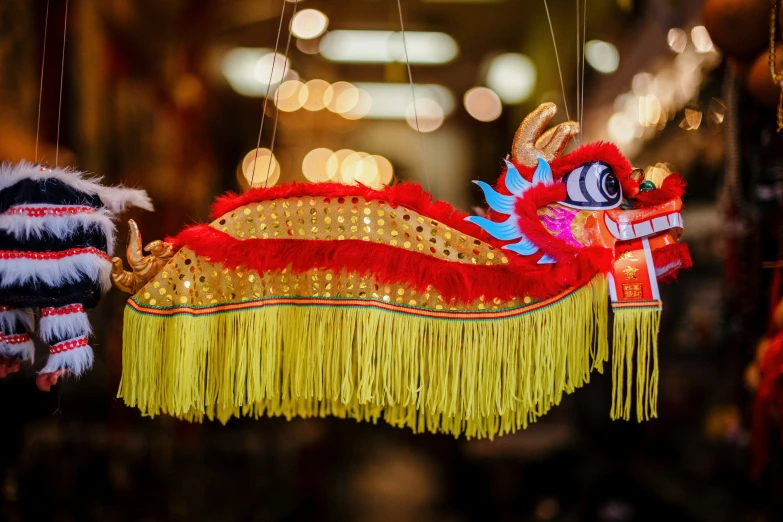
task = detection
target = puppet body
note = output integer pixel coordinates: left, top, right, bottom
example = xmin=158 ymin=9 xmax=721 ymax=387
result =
xmin=117 ymin=104 xmax=691 ymax=438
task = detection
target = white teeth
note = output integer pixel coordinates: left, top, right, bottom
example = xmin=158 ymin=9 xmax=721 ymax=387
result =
xmin=605 ymin=212 xmax=683 ymax=240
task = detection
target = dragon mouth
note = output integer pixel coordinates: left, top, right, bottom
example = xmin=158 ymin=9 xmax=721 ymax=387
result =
xmin=603 ymin=211 xmax=683 ymax=241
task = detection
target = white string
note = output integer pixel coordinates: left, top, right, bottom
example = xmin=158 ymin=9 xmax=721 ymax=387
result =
xmin=396 ymin=0 xmax=431 ymax=191
xmin=543 ymin=0 xmax=570 ymax=122
xmin=250 ymin=0 xmax=288 ymax=188
xmin=575 ymin=0 xmax=580 ymax=143
xmin=35 ymin=1 xmax=50 ymax=163
xmin=580 ymin=0 xmax=587 ymax=144
xmin=265 ymin=0 xmax=299 ymax=187
xmin=55 ymin=0 xmax=69 ymax=167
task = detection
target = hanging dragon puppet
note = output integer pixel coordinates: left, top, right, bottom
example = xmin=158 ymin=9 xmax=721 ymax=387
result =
xmin=110 ymin=102 xmax=690 ymax=438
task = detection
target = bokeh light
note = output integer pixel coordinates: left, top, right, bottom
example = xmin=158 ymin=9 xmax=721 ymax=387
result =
xmin=302 ymin=148 xmax=337 ymax=182
xmin=242 ymin=148 xmax=280 ymax=187
xmin=372 ymin=155 xmax=394 ymax=185
xmin=290 ymin=9 xmax=329 ymax=40
xmin=463 ymin=87 xmax=502 ymax=122
xmin=667 ymin=28 xmax=687 ymax=53
xmin=341 ymin=88 xmax=372 ymax=120
xmin=405 ymin=98 xmax=444 ymax=132
xmin=302 ymin=79 xmax=330 ymax=111
xmin=325 ymin=82 xmax=359 ymax=113
xmin=585 ymin=40 xmax=619 ymax=74
xmin=254 ymin=53 xmax=289 ymax=86
xmin=691 ymin=26 xmax=714 ymax=53
xmin=607 ymin=113 xmax=635 ymax=144
xmin=486 ymin=53 xmax=537 ymax=104
xmin=274 ymin=80 xmax=308 ymax=112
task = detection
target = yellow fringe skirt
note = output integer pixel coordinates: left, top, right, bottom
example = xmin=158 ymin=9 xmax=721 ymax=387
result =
xmin=118 ymin=275 xmax=659 ymax=438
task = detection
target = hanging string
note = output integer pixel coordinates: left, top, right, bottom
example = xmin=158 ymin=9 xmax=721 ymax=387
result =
xmin=580 ymin=0 xmax=587 ymax=143
xmin=265 ymin=0 xmax=299 ymax=187
xmin=543 ymin=0 xmax=570 ymax=122
xmin=250 ymin=0 xmax=289 ymax=188
xmin=54 ymin=0 xmax=69 ymax=167
xmin=575 ymin=0 xmax=581 ymax=144
xmin=396 ymin=0 xmax=431 ymax=191
xmin=34 ymin=0 xmax=50 ymax=163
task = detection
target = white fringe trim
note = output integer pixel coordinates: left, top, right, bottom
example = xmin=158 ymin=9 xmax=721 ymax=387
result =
xmin=0 ymin=206 xmax=118 ymax=256
xmin=39 ymin=310 xmax=91 ymax=343
xmin=0 ymin=252 xmax=112 ymax=293
xmin=0 ymin=339 xmax=35 ymax=362
xmin=40 ymin=344 xmax=94 ymax=376
xmin=0 ymin=161 xmax=153 ymax=214
xmin=0 ymin=307 xmax=34 ymax=332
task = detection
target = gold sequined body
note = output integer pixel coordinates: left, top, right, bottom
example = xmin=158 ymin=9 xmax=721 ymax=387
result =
xmin=132 ymin=196 xmax=543 ymax=313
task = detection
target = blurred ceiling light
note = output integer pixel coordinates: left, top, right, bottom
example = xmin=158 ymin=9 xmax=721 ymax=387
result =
xmin=325 ymin=81 xmax=359 ymax=113
xmin=302 ymin=79 xmax=330 ymax=111
xmin=329 ymin=149 xmax=357 ymax=183
xmin=222 ymin=47 xmax=272 ymax=96
xmin=341 ymin=88 xmax=373 ymax=120
xmin=319 ymin=30 xmax=459 ymax=64
xmin=679 ymin=108 xmax=702 ymax=130
xmin=607 ymin=113 xmax=635 ymax=145
xmin=372 ymin=155 xmax=394 ymax=185
xmin=463 ymin=87 xmax=502 ymax=122
xmin=343 ymin=153 xmax=379 ymax=187
xmin=254 ymin=52 xmax=290 ymax=85
xmin=690 ymin=26 xmax=714 ymax=53
xmin=584 ymin=40 xmax=619 ymax=74
xmin=406 ymin=98 xmax=445 ymax=132
xmin=242 ymin=148 xmax=280 ymax=187
xmin=296 ymin=37 xmax=321 ymax=55
xmin=274 ymin=80 xmax=308 ymax=112
xmin=631 ymin=72 xmax=654 ymax=96
xmin=290 ymin=9 xmax=329 ymax=40
xmin=667 ymin=28 xmax=687 ymax=53
xmin=638 ymin=94 xmax=662 ymax=127
xmin=302 ymin=148 xmax=337 ymax=182
xmin=485 ymin=53 xmax=537 ymax=104
xmin=353 ymin=83 xmax=455 ymax=120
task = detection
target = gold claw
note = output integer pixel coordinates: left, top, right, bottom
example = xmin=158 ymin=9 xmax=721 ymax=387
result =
xmin=511 ymin=102 xmax=580 ymax=168
xmin=110 ymin=219 xmax=175 ymax=294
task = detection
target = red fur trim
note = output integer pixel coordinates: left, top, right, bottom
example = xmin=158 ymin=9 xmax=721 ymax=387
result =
xmin=209 ymin=182 xmax=497 ymax=246
xmin=632 ymin=174 xmax=687 ymax=208
xmin=652 ymin=242 xmax=692 ymax=283
xmin=172 ymin=225 xmax=610 ymax=304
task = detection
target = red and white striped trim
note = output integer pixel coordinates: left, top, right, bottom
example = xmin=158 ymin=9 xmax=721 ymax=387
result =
xmin=49 ymin=336 xmax=89 ymax=355
xmin=0 ymin=247 xmax=110 ymax=262
xmin=2 ymin=205 xmax=96 ymax=217
xmin=5 ymin=333 xmax=31 ymax=345
xmin=39 ymin=304 xmax=91 ymax=342
xmin=41 ymin=304 xmax=85 ymax=317
xmin=0 ymin=247 xmax=112 ymax=292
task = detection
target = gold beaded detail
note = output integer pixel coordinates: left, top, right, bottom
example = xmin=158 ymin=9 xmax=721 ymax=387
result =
xmin=135 ymin=247 xmax=528 ymax=312
xmin=212 ymin=197 xmax=509 ymax=266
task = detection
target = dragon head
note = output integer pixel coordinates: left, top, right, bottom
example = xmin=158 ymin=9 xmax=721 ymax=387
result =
xmin=468 ymin=103 xmax=691 ymax=284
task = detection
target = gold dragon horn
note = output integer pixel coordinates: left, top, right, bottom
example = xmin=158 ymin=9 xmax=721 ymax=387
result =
xmin=110 ymin=219 xmax=175 ymax=294
xmin=511 ymin=102 xmax=580 ymax=168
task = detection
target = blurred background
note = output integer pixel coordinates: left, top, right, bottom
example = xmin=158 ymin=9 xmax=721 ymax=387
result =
xmin=1 ymin=0 xmax=782 ymax=520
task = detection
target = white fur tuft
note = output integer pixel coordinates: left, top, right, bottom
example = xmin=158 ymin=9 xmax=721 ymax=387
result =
xmin=0 ymin=307 xmax=34 ymax=332
xmin=0 ymin=338 xmax=35 ymax=362
xmin=0 ymin=161 xmax=153 ymax=214
xmin=0 ymin=206 xmax=118 ymax=256
xmin=39 ymin=344 xmax=94 ymax=376
xmin=39 ymin=310 xmax=91 ymax=343
xmin=0 ymin=252 xmax=112 ymax=293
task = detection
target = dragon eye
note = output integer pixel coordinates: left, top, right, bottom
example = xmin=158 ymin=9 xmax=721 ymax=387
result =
xmin=560 ymin=161 xmax=622 ymax=210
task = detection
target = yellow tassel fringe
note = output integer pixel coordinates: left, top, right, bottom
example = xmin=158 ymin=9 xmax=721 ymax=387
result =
xmin=118 ymin=275 xmax=653 ymax=438
xmin=610 ymin=305 xmax=661 ymax=422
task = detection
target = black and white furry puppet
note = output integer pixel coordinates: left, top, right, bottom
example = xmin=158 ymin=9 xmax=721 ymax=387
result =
xmin=0 ymin=162 xmax=152 ymax=390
